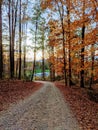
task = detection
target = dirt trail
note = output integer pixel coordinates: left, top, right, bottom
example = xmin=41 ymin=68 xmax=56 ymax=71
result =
xmin=0 ymin=82 xmax=81 ymax=130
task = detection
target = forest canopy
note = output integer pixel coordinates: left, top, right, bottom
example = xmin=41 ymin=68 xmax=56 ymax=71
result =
xmin=0 ymin=0 xmax=98 ymax=88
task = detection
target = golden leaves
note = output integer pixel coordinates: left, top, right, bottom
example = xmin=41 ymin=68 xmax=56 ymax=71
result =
xmin=44 ymin=0 xmax=98 ymax=80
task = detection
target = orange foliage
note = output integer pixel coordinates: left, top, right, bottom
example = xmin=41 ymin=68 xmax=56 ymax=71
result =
xmin=42 ymin=0 xmax=98 ymax=82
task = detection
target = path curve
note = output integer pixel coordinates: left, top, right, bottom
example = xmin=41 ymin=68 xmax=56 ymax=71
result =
xmin=0 ymin=82 xmax=81 ymax=130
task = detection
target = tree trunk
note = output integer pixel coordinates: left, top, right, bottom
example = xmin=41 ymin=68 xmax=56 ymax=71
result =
xmin=55 ymin=0 xmax=67 ymax=86
xmin=13 ymin=0 xmax=18 ymax=78
xmin=67 ymin=0 xmax=72 ymax=87
xmin=24 ymin=23 xmax=27 ymax=79
xmin=62 ymin=20 xmax=67 ymax=86
xmin=9 ymin=0 xmax=18 ymax=78
xmin=80 ymin=0 xmax=85 ymax=88
xmin=18 ymin=0 xmax=21 ymax=79
xmin=52 ymin=46 xmax=55 ymax=81
xmin=0 ymin=1 xmax=3 ymax=79
xmin=31 ymin=49 xmax=36 ymax=81
xmin=49 ymin=63 xmax=52 ymax=81
xmin=31 ymin=21 xmax=38 ymax=81
xmin=42 ymin=40 xmax=45 ymax=80
xmin=11 ymin=0 xmax=14 ymax=78
xmin=89 ymin=44 xmax=94 ymax=89
xmin=9 ymin=0 xmax=12 ymax=78
xmin=80 ymin=25 xmax=85 ymax=88
xmin=89 ymin=7 xmax=97 ymax=88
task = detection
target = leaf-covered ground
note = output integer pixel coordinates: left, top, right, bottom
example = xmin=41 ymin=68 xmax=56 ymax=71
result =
xmin=0 ymin=80 xmax=98 ymax=129
xmin=55 ymin=82 xmax=98 ymax=130
xmin=0 ymin=80 xmax=42 ymax=112
xmin=0 ymin=82 xmax=81 ymax=130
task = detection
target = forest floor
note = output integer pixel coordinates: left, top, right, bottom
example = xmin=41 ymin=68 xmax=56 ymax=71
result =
xmin=0 ymin=81 xmax=81 ymax=130
xmin=55 ymin=81 xmax=98 ymax=130
xmin=0 ymin=80 xmax=98 ymax=130
xmin=0 ymin=80 xmax=42 ymax=112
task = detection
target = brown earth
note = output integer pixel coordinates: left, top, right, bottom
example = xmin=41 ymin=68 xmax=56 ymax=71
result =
xmin=0 ymin=82 xmax=81 ymax=130
xmin=0 ymin=80 xmax=42 ymax=111
xmin=55 ymin=82 xmax=98 ymax=130
xmin=0 ymin=80 xmax=98 ymax=130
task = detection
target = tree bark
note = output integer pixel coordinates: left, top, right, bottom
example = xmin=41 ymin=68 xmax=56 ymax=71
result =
xmin=0 ymin=1 xmax=3 ymax=79
xmin=89 ymin=44 xmax=94 ymax=89
xmin=18 ymin=0 xmax=21 ymax=79
xmin=67 ymin=0 xmax=72 ymax=87
xmin=24 ymin=23 xmax=27 ymax=79
xmin=80 ymin=25 xmax=85 ymax=88
xmin=52 ymin=46 xmax=55 ymax=81
xmin=11 ymin=0 xmax=14 ymax=78
xmin=31 ymin=21 xmax=38 ymax=81
xmin=42 ymin=39 xmax=45 ymax=80
xmin=55 ymin=0 xmax=67 ymax=86
xmin=9 ymin=0 xmax=18 ymax=78
xmin=80 ymin=0 xmax=85 ymax=88
xmin=9 ymin=0 xmax=13 ymax=78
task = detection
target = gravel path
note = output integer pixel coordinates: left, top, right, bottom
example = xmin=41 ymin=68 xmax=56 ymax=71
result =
xmin=0 ymin=82 xmax=81 ymax=130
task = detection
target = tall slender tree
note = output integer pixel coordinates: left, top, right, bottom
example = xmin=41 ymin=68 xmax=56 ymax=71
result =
xmin=9 ymin=0 xmax=18 ymax=78
xmin=8 ymin=0 xmax=12 ymax=78
xmin=0 ymin=0 xmax=3 ymax=79
xmin=66 ymin=0 xmax=72 ymax=86
xmin=39 ymin=23 xmax=45 ymax=80
xmin=80 ymin=0 xmax=85 ymax=88
xmin=42 ymin=30 xmax=45 ymax=80
xmin=89 ymin=0 xmax=98 ymax=88
xmin=37 ymin=18 xmax=47 ymax=80
xmin=18 ymin=0 xmax=22 ymax=79
xmin=54 ymin=0 xmax=67 ymax=85
xmin=31 ymin=18 xmax=38 ymax=81
xmin=31 ymin=3 xmax=41 ymax=81
xmin=23 ymin=23 xmax=27 ymax=79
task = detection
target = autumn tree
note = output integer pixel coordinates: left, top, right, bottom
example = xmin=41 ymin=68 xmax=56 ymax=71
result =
xmin=41 ymin=0 xmax=68 ymax=84
xmin=89 ymin=0 xmax=98 ymax=88
xmin=79 ymin=0 xmax=85 ymax=88
xmin=41 ymin=0 xmax=98 ymax=87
